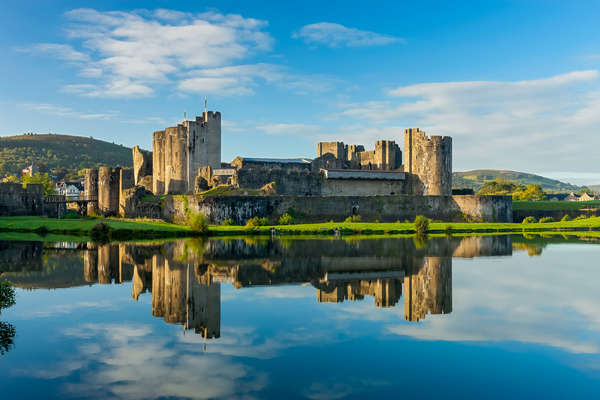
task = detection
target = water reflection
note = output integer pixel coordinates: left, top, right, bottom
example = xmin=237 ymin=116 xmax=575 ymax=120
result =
xmin=0 ymin=235 xmax=513 ymax=337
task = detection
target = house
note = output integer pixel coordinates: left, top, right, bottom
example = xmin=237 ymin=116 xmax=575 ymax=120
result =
xmin=578 ymin=192 xmax=598 ymax=201
xmin=56 ymin=181 xmax=84 ymax=199
xmin=547 ymin=193 xmax=571 ymax=201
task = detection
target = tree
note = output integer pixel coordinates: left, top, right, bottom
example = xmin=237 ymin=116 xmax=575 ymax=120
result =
xmin=512 ymin=184 xmax=546 ymax=201
xmin=22 ymin=172 xmax=55 ymax=195
xmin=477 ymin=179 xmax=519 ymax=196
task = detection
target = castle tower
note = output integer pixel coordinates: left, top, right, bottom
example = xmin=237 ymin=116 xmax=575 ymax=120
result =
xmin=151 ymin=111 xmax=221 ymax=195
xmin=84 ymin=169 xmax=98 ymax=216
xmin=184 ymin=111 xmax=222 ymax=192
xmin=404 ymin=256 xmax=452 ymax=322
xmin=98 ymin=166 xmax=121 ymax=216
xmin=317 ymin=141 xmax=346 ymax=160
xmin=374 ymin=140 xmax=402 ymax=170
xmin=404 ymin=128 xmax=452 ymax=195
xmin=152 ymin=131 xmax=166 ymax=195
xmin=164 ymin=125 xmax=188 ymax=194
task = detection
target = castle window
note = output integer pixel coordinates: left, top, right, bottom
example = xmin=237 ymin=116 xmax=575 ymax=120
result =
xmin=201 ymin=138 xmax=204 ymax=143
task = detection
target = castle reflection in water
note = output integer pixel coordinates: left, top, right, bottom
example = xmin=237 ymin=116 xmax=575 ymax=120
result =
xmin=0 ymin=236 xmax=513 ymax=339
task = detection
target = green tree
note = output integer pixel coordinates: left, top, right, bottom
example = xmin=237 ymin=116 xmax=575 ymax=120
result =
xmin=512 ymin=184 xmax=546 ymax=201
xmin=22 ymin=172 xmax=55 ymax=195
xmin=477 ymin=179 xmax=519 ymax=196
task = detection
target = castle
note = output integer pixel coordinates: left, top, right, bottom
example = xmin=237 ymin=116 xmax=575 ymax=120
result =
xmin=79 ymin=108 xmax=511 ymax=223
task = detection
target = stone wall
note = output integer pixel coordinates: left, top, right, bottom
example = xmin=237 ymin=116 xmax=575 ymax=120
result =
xmin=233 ymin=166 xmax=322 ymax=195
xmin=132 ymin=146 xmax=152 ymax=185
xmin=320 ymin=178 xmax=408 ymax=196
xmin=152 ymin=130 xmax=166 ymax=195
xmin=0 ymin=183 xmax=44 ymax=216
xmin=84 ymin=169 xmax=99 ymax=216
xmin=316 ymin=140 xmax=402 ymax=170
xmin=404 ymin=128 xmax=452 ymax=196
xmin=151 ymin=111 xmax=221 ymax=195
xmin=164 ymin=126 xmax=187 ymax=195
xmin=119 ymin=168 xmax=134 ymax=216
xmin=158 ymin=194 xmax=512 ymax=225
xmin=98 ymin=167 xmax=121 ymax=216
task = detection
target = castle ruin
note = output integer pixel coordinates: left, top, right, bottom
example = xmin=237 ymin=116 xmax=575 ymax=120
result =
xmin=80 ymin=107 xmax=511 ymax=222
xmin=152 ymin=111 xmax=221 ymax=195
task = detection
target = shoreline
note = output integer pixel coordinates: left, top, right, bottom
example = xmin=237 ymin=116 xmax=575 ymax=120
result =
xmin=1 ymin=216 xmax=600 ymax=241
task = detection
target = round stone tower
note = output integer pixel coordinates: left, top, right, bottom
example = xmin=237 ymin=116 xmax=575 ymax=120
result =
xmin=84 ymin=168 xmax=98 ymax=216
xmin=404 ymin=128 xmax=452 ymax=196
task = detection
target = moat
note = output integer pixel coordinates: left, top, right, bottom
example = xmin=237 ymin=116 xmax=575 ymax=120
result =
xmin=1 ymin=235 xmax=599 ymax=399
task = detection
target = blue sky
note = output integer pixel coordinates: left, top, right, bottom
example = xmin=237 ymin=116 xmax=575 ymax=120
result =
xmin=1 ymin=0 xmax=600 ymax=183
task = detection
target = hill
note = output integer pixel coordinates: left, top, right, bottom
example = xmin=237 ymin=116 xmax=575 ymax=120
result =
xmin=0 ymin=134 xmax=132 ymax=177
xmin=453 ymin=169 xmax=581 ymax=193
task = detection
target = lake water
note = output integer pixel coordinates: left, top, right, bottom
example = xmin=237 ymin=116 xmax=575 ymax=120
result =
xmin=0 ymin=235 xmax=599 ymax=399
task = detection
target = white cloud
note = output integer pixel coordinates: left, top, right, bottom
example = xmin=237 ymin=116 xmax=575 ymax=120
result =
xmin=337 ymin=70 xmax=600 ymax=172
xmin=21 ymin=103 xmax=119 ymax=120
xmin=293 ymin=22 xmax=403 ymax=47
xmin=179 ymin=63 xmax=336 ymax=95
xmin=18 ymin=43 xmax=90 ymax=62
xmin=25 ymin=8 xmax=276 ymax=98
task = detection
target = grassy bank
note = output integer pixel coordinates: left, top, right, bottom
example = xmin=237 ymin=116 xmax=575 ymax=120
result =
xmin=2 ymin=216 xmax=600 ymax=241
xmin=513 ymin=200 xmax=600 ymax=211
xmin=0 ymin=217 xmax=600 ymax=240
xmin=0 ymin=216 xmax=192 ymax=240
xmin=210 ymin=217 xmax=600 ymax=235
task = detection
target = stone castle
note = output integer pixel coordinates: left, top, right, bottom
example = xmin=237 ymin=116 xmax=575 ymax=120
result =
xmin=78 ymin=108 xmax=511 ymax=223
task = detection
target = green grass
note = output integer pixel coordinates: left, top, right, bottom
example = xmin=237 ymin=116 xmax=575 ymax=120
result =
xmin=0 ymin=216 xmax=191 ymax=241
xmin=208 ymin=217 xmax=600 ymax=236
xmin=513 ymin=200 xmax=600 ymax=211
xmin=198 ymin=185 xmax=262 ymax=197
xmin=3 ymin=216 xmax=600 ymax=241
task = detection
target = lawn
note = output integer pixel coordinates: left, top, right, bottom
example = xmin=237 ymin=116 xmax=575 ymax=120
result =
xmin=513 ymin=200 xmax=600 ymax=211
xmin=0 ymin=216 xmax=190 ymax=233
xmin=2 ymin=215 xmax=600 ymax=240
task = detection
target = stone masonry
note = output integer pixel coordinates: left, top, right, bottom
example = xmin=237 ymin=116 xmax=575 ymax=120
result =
xmin=132 ymin=146 xmax=152 ymax=185
xmin=152 ymin=111 xmax=221 ymax=195
xmin=98 ymin=166 xmax=121 ymax=216
xmin=84 ymin=169 xmax=99 ymax=216
xmin=404 ymin=128 xmax=452 ymax=196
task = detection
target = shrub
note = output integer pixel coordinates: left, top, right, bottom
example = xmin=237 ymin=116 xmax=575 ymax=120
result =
xmin=0 ymin=279 xmax=16 ymax=311
xmin=522 ymin=216 xmax=537 ymax=224
xmin=279 ymin=213 xmax=293 ymax=225
xmin=220 ymin=218 xmax=233 ymax=226
xmin=344 ymin=215 xmax=361 ymax=223
xmin=61 ymin=210 xmax=80 ymax=219
xmin=188 ymin=212 xmax=208 ymax=234
xmin=539 ymin=217 xmax=554 ymax=223
xmin=445 ymin=224 xmax=453 ymax=235
xmin=33 ymin=225 xmax=49 ymax=236
xmin=414 ymin=215 xmax=430 ymax=235
xmin=246 ymin=216 xmax=268 ymax=227
xmin=560 ymin=214 xmax=571 ymax=222
xmin=90 ymin=223 xmax=111 ymax=242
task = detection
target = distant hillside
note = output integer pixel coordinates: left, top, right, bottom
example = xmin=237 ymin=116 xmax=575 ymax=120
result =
xmin=453 ymin=170 xmax=581 ymax=193
xmin=0 ymin=134 xmax=132 ymax=176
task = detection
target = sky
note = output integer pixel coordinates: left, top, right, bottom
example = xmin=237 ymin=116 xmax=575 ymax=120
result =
xmin=1 ymin=0 xmax=600 ymax=184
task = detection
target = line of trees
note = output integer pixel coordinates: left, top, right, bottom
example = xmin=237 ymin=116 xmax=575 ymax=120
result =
xmin=477 ymin=179 xmax=547 ymax=200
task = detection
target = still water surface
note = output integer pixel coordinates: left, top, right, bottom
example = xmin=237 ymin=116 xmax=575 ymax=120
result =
xmin=0 ymin=235 xmax=599 ymax=399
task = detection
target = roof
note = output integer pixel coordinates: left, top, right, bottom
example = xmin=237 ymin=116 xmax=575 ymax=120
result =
xmin=241 ymin=157 xmax=312 ymax=164
xmin=322 ymin=169 xmax=406 ymax=181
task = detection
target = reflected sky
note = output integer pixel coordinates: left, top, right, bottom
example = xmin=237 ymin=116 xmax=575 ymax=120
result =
xmin=1 ymin=235 xmax=599 ymax=399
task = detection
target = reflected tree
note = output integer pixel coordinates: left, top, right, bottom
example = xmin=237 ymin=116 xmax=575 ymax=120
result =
xmin=0 ymin=279 xmax=16 ymax=355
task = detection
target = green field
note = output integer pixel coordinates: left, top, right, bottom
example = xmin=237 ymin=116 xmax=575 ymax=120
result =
xmin=513 ymin=200 xmax=600 ymax=211
xmin=2 ymin=216 xmax=600 ymax=241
